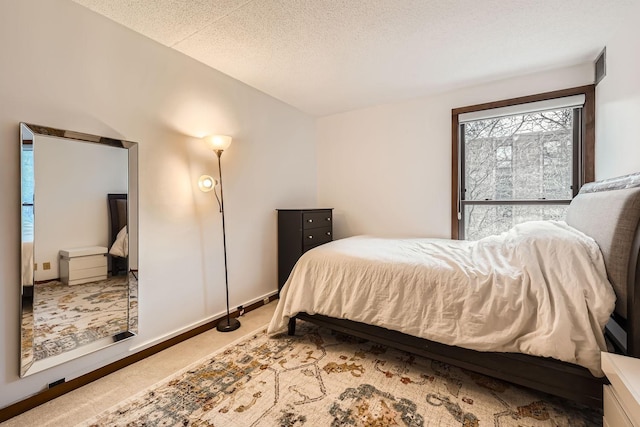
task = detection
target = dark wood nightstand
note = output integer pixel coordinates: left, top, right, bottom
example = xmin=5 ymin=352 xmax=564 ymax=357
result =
xmin=277 ymin=208 xmax=333 ymax=292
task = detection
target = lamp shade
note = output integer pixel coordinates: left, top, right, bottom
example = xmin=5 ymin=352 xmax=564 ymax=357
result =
xmin=198 ymin=175 xmax=217 ymax=192
xmin=204 ymin=135 xmax=232 ymax=151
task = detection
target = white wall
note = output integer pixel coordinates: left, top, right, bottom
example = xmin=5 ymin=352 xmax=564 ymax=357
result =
xmin=317 ymin=65 xmax=594 ymax=239
xmin=0 ymin=0 xmax=315 ymax=408
xmin=34 ymin=136 xmax=128 ymax=281
xmin=595 ymin=2 xmax=640 ymax=179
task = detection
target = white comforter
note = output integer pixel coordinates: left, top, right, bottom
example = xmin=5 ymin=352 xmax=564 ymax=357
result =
xmin=22 ymin=241 xmax=33 ymax=286
xmin=268 ymin=221 xmax=616 ymax=376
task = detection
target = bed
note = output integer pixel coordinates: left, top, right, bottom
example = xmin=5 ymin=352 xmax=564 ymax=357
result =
xmin=269 ymin=172 xmax=640 ymax=406
xmin=21 ymin=209 xmax=34 ymax=298
xmin=107 ymin=193 xmax=128 ymax=276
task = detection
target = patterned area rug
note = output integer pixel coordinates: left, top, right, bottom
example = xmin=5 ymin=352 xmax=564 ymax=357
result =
xmin=81 ymin=321 xmax=601 ymax=426
xmin=21 ymin=273 xmax=137 ymax=370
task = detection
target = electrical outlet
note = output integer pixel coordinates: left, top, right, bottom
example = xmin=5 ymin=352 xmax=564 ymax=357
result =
xmin=43 ymin=262 xmax=51 ymax=270
xmin=237 ymin=305 xmax=245 ymax=317
xmin=263 ymin=297 xmax=270 ymax=305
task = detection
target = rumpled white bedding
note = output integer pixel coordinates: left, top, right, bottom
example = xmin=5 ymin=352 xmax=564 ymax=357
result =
xmin=22 ymin=241 xmax=33 ymax=286
xmin=109 ymin=226 xmax=129 ymax=258
xmin=22 ymin=221 xmax=34 ymax=286
xmin=268 ymin=221 xmax=616 ymax=376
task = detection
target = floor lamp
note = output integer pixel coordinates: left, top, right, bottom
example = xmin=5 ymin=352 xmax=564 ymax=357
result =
xmin=199 ymin=134 xmax=241 ymax=332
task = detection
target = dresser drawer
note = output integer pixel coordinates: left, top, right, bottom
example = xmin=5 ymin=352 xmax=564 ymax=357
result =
xmin=68 ymin=254 xmax=107 ymax=270
xmin=303 ymin=226 xmax=332 ymax=247
xmin=604 ymin=385 xmax=633 ymax=427
xmin=302 ymin=211 xmax=332 ymax=229
xmin=69 ymin=266 xmax=108 ymax=281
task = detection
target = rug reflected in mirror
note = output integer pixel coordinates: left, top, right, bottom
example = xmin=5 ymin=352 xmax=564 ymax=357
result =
xmin=21 ymin=273 xmax=137 ymax=373
xmin=80 ymin=321 xmax=600 ymax=426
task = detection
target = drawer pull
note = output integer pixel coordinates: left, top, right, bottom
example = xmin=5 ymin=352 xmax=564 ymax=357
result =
xmin=307 ymin=219 xmax=313 ymax=223
xmin=326 ymin=217 xmax=331 ymax=221
xmin=326 ymin=231 xmax=331 ymax=236
xmin=307 ymin=235 xmax=313 ymax=239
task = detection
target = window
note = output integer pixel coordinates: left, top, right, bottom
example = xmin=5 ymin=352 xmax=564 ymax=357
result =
xmin=451 ymin=86 xmax=595 ymax=240
xmin=22 ymin=143 xmax=34 ymax=240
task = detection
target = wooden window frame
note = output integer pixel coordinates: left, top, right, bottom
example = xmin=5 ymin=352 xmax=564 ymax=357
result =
xmin=451 ymin=85 xmax=595 ymax=239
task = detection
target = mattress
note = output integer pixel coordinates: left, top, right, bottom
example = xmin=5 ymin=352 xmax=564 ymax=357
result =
xmin=269 ymin=220 xmax=616 ymax=375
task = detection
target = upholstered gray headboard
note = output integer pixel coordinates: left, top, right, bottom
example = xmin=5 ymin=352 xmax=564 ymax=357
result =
xmin=565 ymin=174 xmax=640 ymax=320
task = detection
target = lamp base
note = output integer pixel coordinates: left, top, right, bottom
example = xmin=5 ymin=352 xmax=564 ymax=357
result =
xmin=216 ymin=317 xmax=241 ymax=333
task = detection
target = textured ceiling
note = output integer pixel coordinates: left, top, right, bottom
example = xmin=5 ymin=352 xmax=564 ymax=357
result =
xmin=72 ymin=0 xmax=632 ymax=116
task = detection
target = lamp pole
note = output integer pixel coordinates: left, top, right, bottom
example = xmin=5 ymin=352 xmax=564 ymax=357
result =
xmin=215 ymin=149 xmax=240 ymax=332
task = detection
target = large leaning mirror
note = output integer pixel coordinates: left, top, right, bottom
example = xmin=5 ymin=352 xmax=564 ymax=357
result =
xmin=20 ymin=123 xmax=139 ymax=377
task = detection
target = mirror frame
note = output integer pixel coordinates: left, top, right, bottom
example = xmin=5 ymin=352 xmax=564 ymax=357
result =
xmin=19 ymin=123 xmax=139 ymax=377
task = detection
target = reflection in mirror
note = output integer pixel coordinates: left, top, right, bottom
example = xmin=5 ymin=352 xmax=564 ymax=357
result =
xmin=20 ymin=123 xmax=138 ymax=377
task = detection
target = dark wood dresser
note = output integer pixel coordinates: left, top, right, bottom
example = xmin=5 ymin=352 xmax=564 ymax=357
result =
xmin=277 ymin=208 xmax=333 ymax=292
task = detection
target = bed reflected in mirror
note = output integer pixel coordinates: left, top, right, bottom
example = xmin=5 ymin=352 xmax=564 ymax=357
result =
xmin=20 ymin=123 xmax=138 ymax=377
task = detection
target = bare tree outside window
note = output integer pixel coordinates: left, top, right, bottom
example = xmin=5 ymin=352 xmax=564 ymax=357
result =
xmin=462 ymin=109 xmax=575 ymax=240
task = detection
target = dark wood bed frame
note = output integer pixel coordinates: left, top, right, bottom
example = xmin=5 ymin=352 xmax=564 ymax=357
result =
xmin=286 ymin=173 xmax=640 ymax=407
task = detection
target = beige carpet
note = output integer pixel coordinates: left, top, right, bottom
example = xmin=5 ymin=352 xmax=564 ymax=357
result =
xmin=77 ymin=320 xmax=599 ymax=426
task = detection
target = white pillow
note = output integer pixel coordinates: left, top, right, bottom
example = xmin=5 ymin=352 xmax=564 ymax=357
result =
xmin=109 ymin=226 xmax=128 ymax=258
